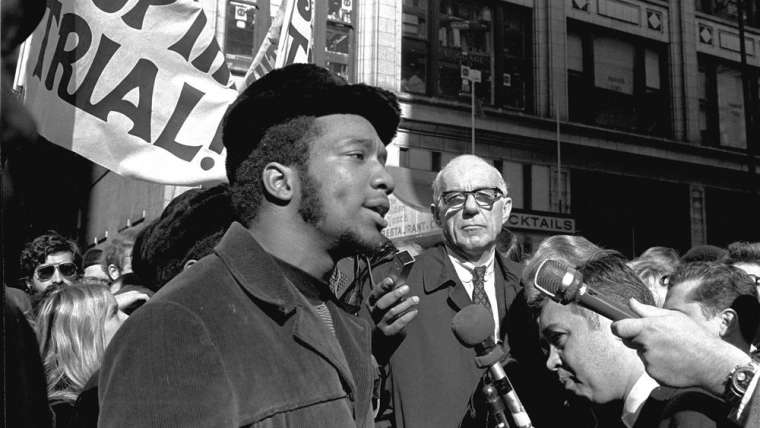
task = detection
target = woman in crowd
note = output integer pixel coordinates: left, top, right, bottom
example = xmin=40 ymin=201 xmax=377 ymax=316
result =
xmin=35 ymin=281 xmax=128 ymax=428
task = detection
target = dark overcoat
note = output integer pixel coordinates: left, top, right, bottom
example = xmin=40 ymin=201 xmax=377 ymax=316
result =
xmin=98 ymin=222 xmax=375 ymax=427
xmin=375 ymin=244 xmax=521 ymax=428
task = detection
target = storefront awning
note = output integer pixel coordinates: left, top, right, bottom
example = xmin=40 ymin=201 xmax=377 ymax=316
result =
xmin=384 ymin=166 xmax=440 ymax=243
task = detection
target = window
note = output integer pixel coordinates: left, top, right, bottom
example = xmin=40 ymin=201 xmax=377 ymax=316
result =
xmin=698 ymin=56 xmax=760 ymax=149
xmin=325 ymin=0 xmax=354 ymax=80
xmin=225 ymin=0 xmax=259 ymax=73
xmin=550 ymin=167 xmax=571 ymax=214
xmin=531 ymin=165 xmax=551 ymax=212
xmin=717 ymin=65 xmax=746 ymax=149
xmin=501 ymin=160 xmax=524 ymax=209
xmin=402 ymin=0 xmax=429 ymax=94
xmin=529 ymin=165 xmax=570 ymax=213
xmin=697 ymin=0 xmax=760 ymax=28
xmin=440 ymin=151 xmax=457 ymax=169
xmin=400 ymin=147 xmax=434 ymax=170
xmin=437 ymin=0 xmax=494 ymax=103
xmin=567 ymin=23 xmax=670 ymax=136
xmin=497 ymin=6 xmax=531 ymax=110
xmin=401 ymin=1 xmax=532 ymax=111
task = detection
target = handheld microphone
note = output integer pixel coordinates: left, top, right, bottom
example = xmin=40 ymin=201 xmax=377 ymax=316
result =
xmin=533 ymin=259 xmax=637 ymax=321
xmin=452 ymin=305 xmax=533 ymax=428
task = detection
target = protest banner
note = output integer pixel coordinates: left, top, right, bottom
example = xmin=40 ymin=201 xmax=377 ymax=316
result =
xmin=241 ymin=0 xmax=312 ymax=89
xmin=22 ymin=0 xmax=239 ymax=185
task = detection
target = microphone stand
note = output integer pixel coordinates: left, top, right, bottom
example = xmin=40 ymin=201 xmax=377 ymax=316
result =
xmin=482 ymin=382 xmax=509 ymax=428
xmin=474 ymin=339 xmax=533 ymax=428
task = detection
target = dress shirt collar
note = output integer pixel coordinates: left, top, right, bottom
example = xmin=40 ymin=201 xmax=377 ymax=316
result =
xmin=621 ymin=373 xmax=659 ymax=428
xmin=446 ymin=247 xmax=496 ymax=282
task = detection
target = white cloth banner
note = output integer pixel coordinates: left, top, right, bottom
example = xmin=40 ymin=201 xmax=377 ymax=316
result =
xmin=23 ymin=0 xmax=239 ymax=185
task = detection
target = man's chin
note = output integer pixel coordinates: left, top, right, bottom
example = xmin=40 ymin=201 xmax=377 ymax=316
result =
xmin=336 ymin=230 xmax=391 ymax=258
xmin=561 ymin=378 xmax=591 ymax=400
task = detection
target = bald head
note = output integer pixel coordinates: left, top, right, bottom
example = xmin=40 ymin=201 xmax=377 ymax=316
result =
xmin=430 ymin=155 xmax=511 ymax=263
xmin=432 ymin=155 xmax=506 ymax=202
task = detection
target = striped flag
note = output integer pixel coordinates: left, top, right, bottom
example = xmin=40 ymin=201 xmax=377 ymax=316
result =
xmin=241 ymin=0 xmax=313 ymax=90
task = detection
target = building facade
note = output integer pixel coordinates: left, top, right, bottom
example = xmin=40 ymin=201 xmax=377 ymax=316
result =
xmin=380 ymin=0 xmax=760 ymax=255
xmin=38 ymin=0 xmax=759 ymax=264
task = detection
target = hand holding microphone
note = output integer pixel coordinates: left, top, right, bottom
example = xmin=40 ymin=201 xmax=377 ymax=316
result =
xmin=367 ymin=251 xmax=419 ymax=336
xmin=533 ymin=259 xmax=638 ymax=321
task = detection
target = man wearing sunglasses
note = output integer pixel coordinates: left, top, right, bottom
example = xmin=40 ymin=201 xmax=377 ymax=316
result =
xmin=371 ymin=154 xmax=522 ymax=428
xmin=19 ymin=232 xmax=81 ymax=295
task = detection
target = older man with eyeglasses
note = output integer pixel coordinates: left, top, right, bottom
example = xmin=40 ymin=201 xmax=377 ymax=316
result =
xmin=367 ymin=154 xmax=524 ymax=428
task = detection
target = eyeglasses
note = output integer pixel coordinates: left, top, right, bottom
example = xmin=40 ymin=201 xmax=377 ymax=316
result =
xmin=440 ymin=188 xmax=504 ymax=210
xmin=34 ymin=262 xmax=78 ymax=282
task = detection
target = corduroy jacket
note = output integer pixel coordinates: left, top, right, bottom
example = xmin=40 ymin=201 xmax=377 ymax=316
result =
xmin=98 ymin=222 xmax=375 ymax=427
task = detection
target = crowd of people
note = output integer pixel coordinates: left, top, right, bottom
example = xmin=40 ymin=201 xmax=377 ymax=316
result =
xmin=4 ymin=65 xmax=760 ymax=426
xmin=3 ymin=3 xmax=760 ymax=427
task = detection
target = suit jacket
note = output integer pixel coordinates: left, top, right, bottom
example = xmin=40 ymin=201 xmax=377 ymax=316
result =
xmin=98 ymin=222 xmax=375 ymax=427
xmin=632 ymin=386 xmax=738 ymax=428
xmin=373 ymin=244 xmax=521 ymax=428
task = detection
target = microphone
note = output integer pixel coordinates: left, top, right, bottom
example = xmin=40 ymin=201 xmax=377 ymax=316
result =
xmin=533 ymin=259 xmax=637 ymax=321
xmin=452 ymin=305 xmax=533 ymax=428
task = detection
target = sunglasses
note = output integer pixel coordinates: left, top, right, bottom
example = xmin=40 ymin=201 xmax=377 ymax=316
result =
xmin=440 ymin=188 xmax=504 ymax=210
xmin=749 ymin=274 xmax=760 ymax=286
xmin=34 ymin=262 xmax=78 ymax=282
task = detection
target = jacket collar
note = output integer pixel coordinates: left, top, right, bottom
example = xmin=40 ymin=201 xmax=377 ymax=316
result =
xmin=422 ymin=244 xmax=520 ymax=291
xmin=422 ymin=244 xmax=459 ymax=294
xmin=420 ymin=245 xmax=470 ymax=311
xmin=213 ymin=222 xmax=299 ymax=316
xmin=214 ymin=222 xmax=364 ymax=399
xmin=422 ymin=243 xmax=521 ymax=311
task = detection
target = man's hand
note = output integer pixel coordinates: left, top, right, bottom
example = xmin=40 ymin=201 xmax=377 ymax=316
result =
xmin=611 ymin=298 xmax=750 ymax=394
xmin=367 ymin=276 xmax=419 ymax=337
xmin=114 ymin=290 xmax=150 ymax=311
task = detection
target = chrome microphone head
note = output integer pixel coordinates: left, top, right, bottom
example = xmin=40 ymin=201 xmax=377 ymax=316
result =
xmin=533 ymin=259 xmax=583 ymax=303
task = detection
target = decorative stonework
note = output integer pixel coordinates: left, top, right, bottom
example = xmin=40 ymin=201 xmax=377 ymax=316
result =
xmin=699 ymin=24 xmax=714 ymax=45
xmin=567 ymin=0 xmax=669 ymax=43
xmin=646 ymin=9 xmax=662 ymax=32
xmin=572 ymin=0 xmax=590 ymax=12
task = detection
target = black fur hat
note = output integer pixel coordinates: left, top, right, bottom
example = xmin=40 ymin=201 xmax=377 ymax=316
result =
xmin=222 ymin=63 xmax=400 ymax=180
xmin=132 ymin=184 xmax=235 ymax=291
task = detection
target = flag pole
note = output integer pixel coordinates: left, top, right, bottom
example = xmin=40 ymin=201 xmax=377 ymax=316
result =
xmin=471 ymin=79 xmax=476 ymax=154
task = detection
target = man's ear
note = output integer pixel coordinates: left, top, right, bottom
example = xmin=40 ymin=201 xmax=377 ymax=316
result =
xmin=183 ymin=259 xmax=197 ymax=270
xmin=261 ymin=162 xmax=296 ymax=203
xmin=107 ymin=264 xmax=121 ymax=281
xmin=430 ymin=203 xmax=442 ymax=227
xmin=501 ymin=196 xmax=513 ymax=225
xmin=719 ymin=308 xmax=738 ymax=338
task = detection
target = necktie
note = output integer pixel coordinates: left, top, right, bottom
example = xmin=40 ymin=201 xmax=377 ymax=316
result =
xmin=471 ymin=265 xmax=491 ymax=312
